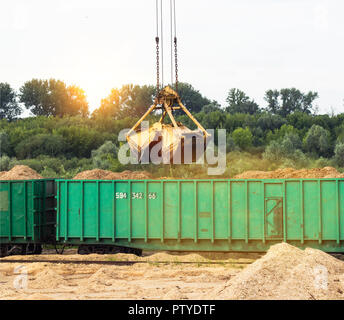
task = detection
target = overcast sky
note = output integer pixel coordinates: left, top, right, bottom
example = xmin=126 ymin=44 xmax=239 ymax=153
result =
xmin=1 ymin=0 xmax=343 ymax=114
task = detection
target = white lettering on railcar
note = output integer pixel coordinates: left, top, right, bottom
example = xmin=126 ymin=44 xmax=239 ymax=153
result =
xmin=115 ymin=192 xmax=158 ymax=200
xmin=115 ymin=192 xmax=127 ymax=199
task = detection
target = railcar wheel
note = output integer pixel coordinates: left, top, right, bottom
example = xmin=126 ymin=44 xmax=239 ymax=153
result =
xmin=0 ymin=245 xmax=8 ymax=258
xmin=26 ymin=244 xmax=42 ymax=255
xmin=130 ymin=248 xmax=143 ymax=257
xmin=33 ymin=245 xmax=42 ymax=255
xmin=120 ymin=247 xmax=142 ymax=256
xmin=7 ymin=245 xmax=25 ymax=256
xmin=26 ymin=244 xmax=34 ymax=254
xmin=77 ymin=245 xmax=91 ymax=255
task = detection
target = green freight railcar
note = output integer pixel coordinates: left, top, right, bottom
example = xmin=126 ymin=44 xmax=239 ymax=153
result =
xmin=55 ymin=179 xmax=344 ymax=253
xmin=0 ymin=179 xmax=56 ymax=256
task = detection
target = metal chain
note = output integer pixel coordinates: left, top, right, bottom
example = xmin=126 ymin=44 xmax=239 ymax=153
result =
xmin=173 ymin=0 xmax=178 ymax=92
xmin=174 ymin=37 xmax=178 ymax=92
xmin=155 ymin=0 xmax=160 ymax=96
xmin=156 ymin=36 xmax=160 ymax=95
xmin=156 ymin=0 xmax=178 ymax=94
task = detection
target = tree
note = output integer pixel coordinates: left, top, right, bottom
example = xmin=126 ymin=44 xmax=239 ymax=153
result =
xmin=264 ymin=132 xmax=303 ymax=161
xmin=226 ymin=88 xmax=260 ymax=115
xmin=257 ymin=112 xmax=286 ymax=132
xmin=334 ymin=143 xmax=344 ymax=167
xmin=94 ymin=84 xmax=155 ymax=119
xmin=66 ymin=85 xmax=89 ymax=117
xmin=91 ymin=141 xmax=117 ymax=169
xmin=0 ymin=131 xmax=11 ymax=156
xmin=304 ymin=124 xmax=331 ymax=157
xmin=232 ymin=127 xmax=253 ymax=150
xmin=0 ymin=155 xmax=10 ymax=171
xmin=177 ymin=83 xmax=211 ymax=114
xmin=281 ymin=132 xmax=302 ymax=152
xmin=56 ymin=126 xmax=108 ymax=158
xmin=201 ymin=101 xmax=222 ymax=113
xmin=120 ymin=84 xmax=155 ymax=118
xmin=226 ymin=134 xmax=236 ymax=152
xmin=335 ymin=124 xmax=344 ymax=143
xmin=286 ymin=111 xmax=313 ymax=131
xmin=264 ymin=89 xmax=280 ymax=114
xmin=265 ymin=88 xmax=318 ymax=117
xmin=201 ymin=111 xmax=226 ymax=129
xmin=94 ymin=82 xmax=214 ymax=119
xmin=15 ymin=134 xmax=67 ymax=159
xmin=265 ymin=124 xmax=299 ymax=144
xmin=19 ymin=79 xmax=89 ymax=117
xmin=0 ymin=83 xmax=21 ymax=120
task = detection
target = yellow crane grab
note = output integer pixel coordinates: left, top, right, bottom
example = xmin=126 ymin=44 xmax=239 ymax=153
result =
xmin=126 ymin=86 xmax=210 ymax=164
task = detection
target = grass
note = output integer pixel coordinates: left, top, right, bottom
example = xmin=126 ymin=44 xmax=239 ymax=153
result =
xmin=150 ymin=151 xmax=342 ymax=179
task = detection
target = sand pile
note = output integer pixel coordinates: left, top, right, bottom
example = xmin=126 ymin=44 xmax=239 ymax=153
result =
xmin=208 ymin=243 xmax=344 ymax=300
xmin=234 ymin=167 xmax=344 ymax=179
xmin=29 ymin=269 xmax=67 ymax=289
xmin=73 ymin=169 xmax=113 ymax=180
xmin=104 ymin=170 xmax=153 ymax=180
xmin=73 ymin=169 xmax=153 ymax=180
xmin=88 ymin=267 xmax=116 ymax=288
xmin=0 ymin=165 xmax=42 ymax=180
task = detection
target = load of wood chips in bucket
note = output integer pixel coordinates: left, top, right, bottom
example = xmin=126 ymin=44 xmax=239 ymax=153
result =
xmin=126 ymin=86 xmax=210 ymax=164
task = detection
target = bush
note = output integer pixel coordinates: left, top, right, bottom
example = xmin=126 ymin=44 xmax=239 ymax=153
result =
xmin=334 ymin=143 xmax=344 ymax=167
xmin=0 ymin=131 xmax=11 ymax=156
xmin=226 ymin=134 xmax=236 ymax=152
xmin=91 ymin=141 xmax=117 ymax=170
xmin=282 ymin=150 xmax=309 ymax=168
xmin=313 ymin=157 xmax=334 ymax=169
xmin=256 ymin=113 xmax=286 ymax=132
xmin=7 ymin=156 xmax=93 ymax=177
xmin=0 ymin=155 xmax=10 ymax=171
xmin=281 ymin=133 xmax=302 ymax=152
xmin=264 ymin=140 xmax=282 ymax=161
xmin=232 ymin=127 xmax=253 ymax=150
xmin=303 ymin=125 xmax=332 ymax=157
xmin=40 ymin=167 xmax=58 ymax=178
xmin=263 ymin=133 xmax=303 ymax=161
xmin=56 ymin=126 xmax=112 ymax=158
xmin=265 ymin=124 xmax=299 ymax=144
xmin=15 ymin=134 xmax=67 ymax=159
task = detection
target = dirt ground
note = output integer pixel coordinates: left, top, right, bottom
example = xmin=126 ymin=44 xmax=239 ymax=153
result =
xmin=0 ymin=250 xmax=256 ymax=300
xmin=1 ymin=244 xmax=344 ymax=300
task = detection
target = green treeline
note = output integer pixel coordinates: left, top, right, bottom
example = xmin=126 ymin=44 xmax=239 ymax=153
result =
xmin=0 ymin=79 xmax=343 ymax=178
